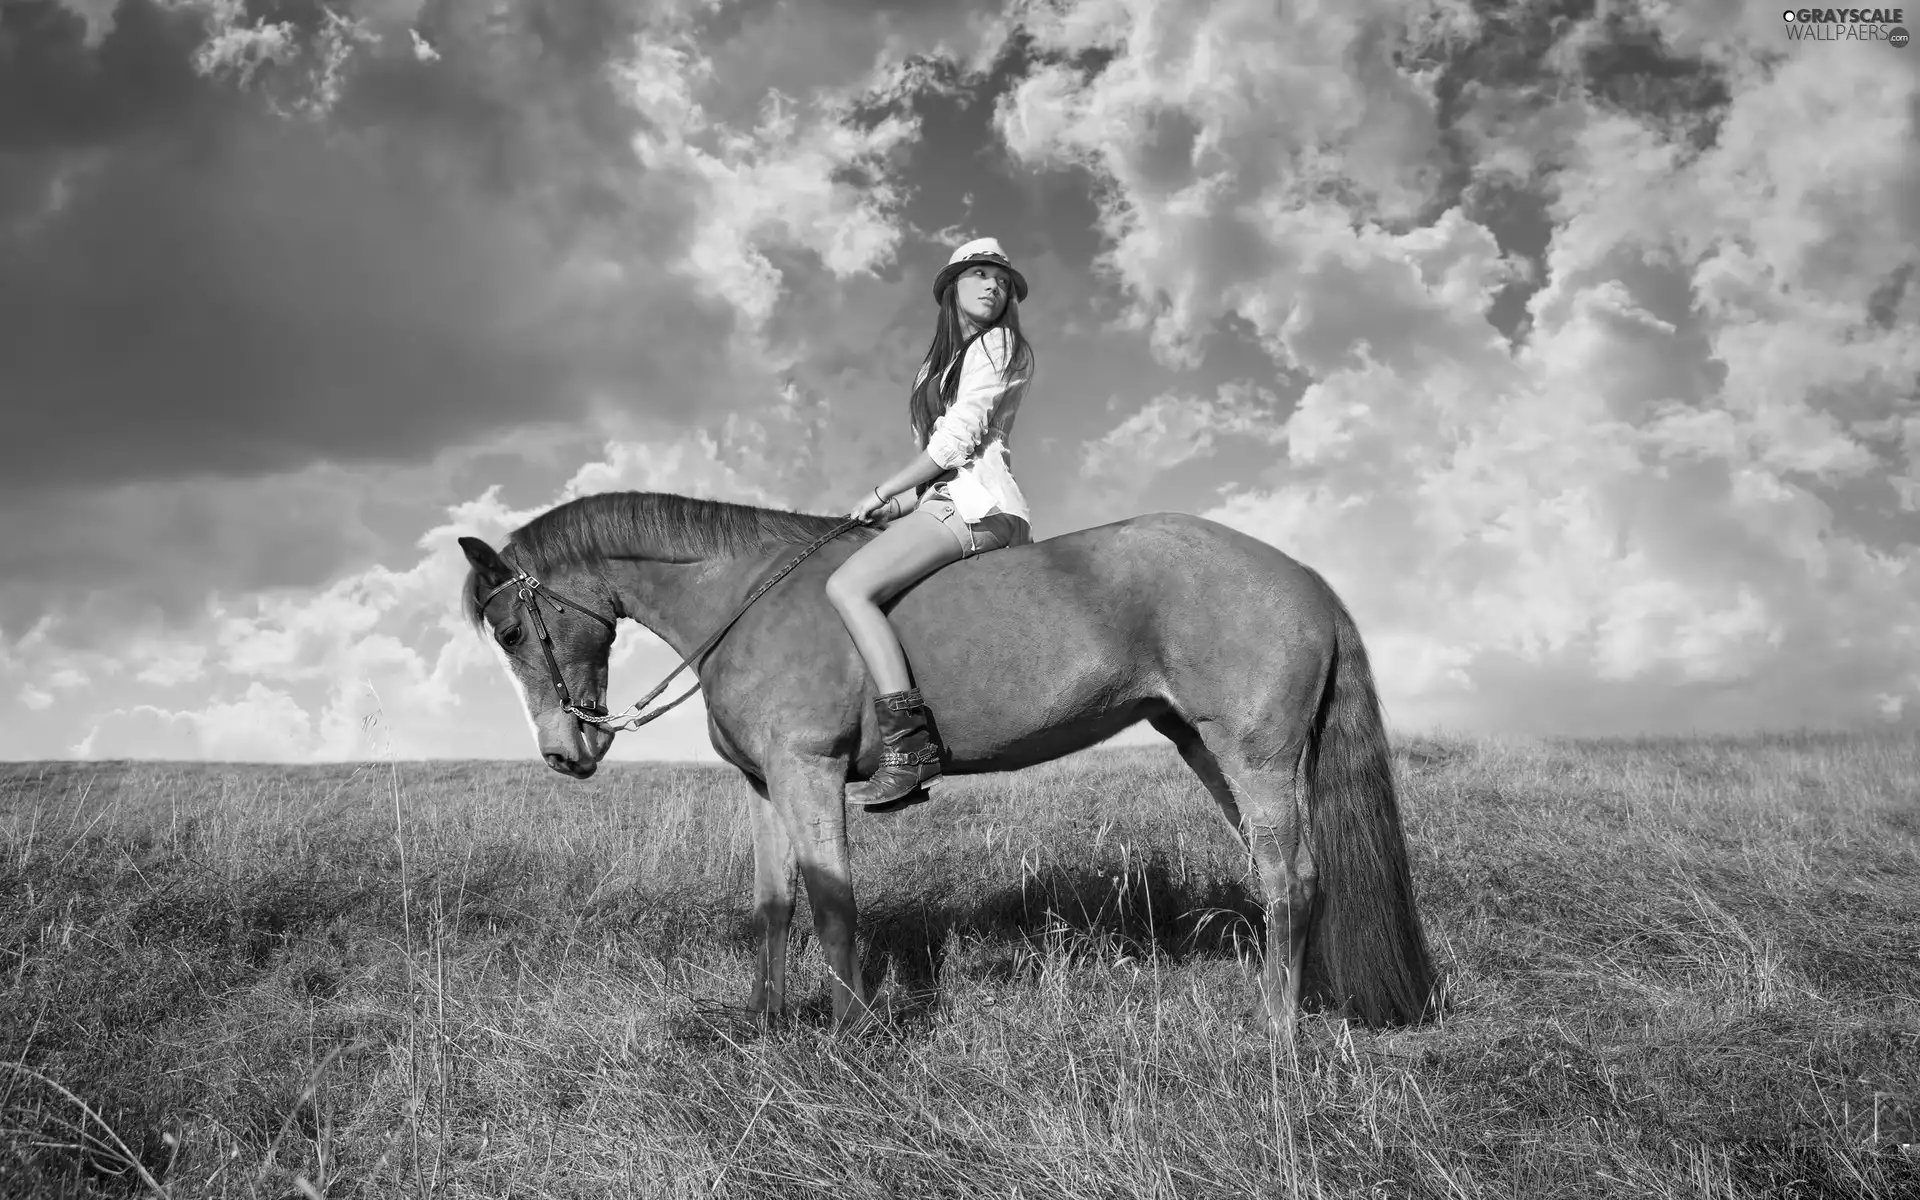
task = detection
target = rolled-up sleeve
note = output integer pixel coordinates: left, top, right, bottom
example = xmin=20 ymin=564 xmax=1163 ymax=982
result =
xmin=925 ymin=329 xmax=1020 ymax=469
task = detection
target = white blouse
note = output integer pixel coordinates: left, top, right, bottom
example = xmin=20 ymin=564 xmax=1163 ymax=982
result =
xmin=915 ymin=327 xmax=1032 ymax=525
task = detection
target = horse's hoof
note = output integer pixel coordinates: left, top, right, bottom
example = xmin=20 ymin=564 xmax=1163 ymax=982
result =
xmin=832 ymin=999 xmax=891 ymax=1036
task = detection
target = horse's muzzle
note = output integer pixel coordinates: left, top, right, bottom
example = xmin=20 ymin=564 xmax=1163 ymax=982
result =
xmin=544 ymin=751 xmax=597 ymax=778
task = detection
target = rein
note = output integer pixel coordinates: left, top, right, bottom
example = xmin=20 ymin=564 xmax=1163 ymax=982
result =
xmin=479 ymin=516 xmax=867 ymax=734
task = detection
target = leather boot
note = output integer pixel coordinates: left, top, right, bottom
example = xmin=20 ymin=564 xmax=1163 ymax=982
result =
xmin=848 ymin=688 xmax=944 ymax=812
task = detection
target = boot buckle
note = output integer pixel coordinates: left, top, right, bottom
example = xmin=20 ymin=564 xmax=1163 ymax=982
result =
xmin=878 ymin=746 xmax=940 ymax=768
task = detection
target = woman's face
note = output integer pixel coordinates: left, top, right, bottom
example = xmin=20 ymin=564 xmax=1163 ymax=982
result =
xmin=955 ymin=264 xmax=1011 ymax=326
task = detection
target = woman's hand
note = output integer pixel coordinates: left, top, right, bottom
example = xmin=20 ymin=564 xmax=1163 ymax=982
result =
xmin=851 ymin=488 xmax=891 ymax=524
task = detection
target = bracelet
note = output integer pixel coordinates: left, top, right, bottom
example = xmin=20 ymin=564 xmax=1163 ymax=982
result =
xmin=873 ymin=486 xmax=886 ymax=508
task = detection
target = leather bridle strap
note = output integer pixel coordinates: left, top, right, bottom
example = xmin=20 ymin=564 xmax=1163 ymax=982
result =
xmin=479 ymin=515 xmax=866 ymax=735
xmin=479 ymin=571 xmax=619 ymax=724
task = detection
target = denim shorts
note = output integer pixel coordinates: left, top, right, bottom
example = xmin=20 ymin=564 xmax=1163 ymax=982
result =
xmin=912 ymin=488 xmax=1031 ymax=558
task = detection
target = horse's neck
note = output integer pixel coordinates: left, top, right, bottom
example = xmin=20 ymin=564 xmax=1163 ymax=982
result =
xmin=604 ymin=552 xmax=765 ymax=662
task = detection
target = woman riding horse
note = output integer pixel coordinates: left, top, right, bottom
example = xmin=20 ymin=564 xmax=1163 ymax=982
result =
xmin=826 ymin=237 xmax=1038 ymax=811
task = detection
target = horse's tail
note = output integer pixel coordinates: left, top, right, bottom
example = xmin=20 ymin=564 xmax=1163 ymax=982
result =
xmin=1300 ymin=586 xmax=1436 ymax=1027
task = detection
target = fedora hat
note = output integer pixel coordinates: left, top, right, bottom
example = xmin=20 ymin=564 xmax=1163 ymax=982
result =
xmin=931 ymin=236 xmax=1029 ymax=304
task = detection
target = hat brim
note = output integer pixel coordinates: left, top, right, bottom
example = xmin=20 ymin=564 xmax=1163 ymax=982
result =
xmin=933 ymin=255 xmax=1029 ymax=304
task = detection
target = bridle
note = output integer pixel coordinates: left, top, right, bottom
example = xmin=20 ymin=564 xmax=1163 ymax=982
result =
xmin=478 ymin=568 xmax=625 ymax=726
xmin=478 ymin=516 xmax=866 ymax=735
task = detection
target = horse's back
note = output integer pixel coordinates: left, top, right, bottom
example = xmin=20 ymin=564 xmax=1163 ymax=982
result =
xmin=899 ymin=511 xmax=1334 ymax=636
xmin=884 ymin=513 xmax=1342 ymax=766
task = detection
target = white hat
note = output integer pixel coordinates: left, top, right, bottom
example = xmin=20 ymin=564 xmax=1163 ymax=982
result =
xmin=932 ymin=236 xmax=1029 ymax=303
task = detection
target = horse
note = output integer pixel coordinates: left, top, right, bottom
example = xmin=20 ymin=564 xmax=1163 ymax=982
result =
xmin=458 ymin=491 xmax=1435 ymax=1041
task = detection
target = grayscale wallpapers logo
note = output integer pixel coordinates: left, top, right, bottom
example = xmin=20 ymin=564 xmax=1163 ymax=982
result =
xmin=1782 ymin=8 xmax=1910 ymax=44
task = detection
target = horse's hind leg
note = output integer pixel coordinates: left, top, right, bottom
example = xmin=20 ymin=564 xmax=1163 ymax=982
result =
xmin=1237 ymin=742 xmax=1317 ymax=1043
xmin=1155 ymin=714 xmax=1315 ymax=1042
xmin=1150 ymin=713 xmax=1246 ymax=848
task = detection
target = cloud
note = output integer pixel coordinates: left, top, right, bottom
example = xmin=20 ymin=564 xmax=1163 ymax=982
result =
xmin=995 ymin=0 xmax=1466 ymax=368
xmin=1026 ymin=0 xmax=1920 ymax=733
xmin=0 ymin=463 xmax=388 ymax=637
xmin=2 ymin=0 xmax=761 ymax=496
xmin=599 ymin=0 xmax=1025 ymax=370
xmin=10 ymin=0 xmax=978 ymax=509
xmin=48 ymin=423 xmax=791 ymax=762
xmin=2 ymin=0 xmax=974 ymax=523
xmin=1081 ymin=382 xmax=1283 ymax=479
xmin=75 ymin=682 xmax=315 ymax=761
xmin=52 ymin=0 xmax=119 ymax=46
xmin=613 ymin=30 xmax=919 ymax=336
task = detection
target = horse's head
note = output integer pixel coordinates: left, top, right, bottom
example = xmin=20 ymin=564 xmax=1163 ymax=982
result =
xmin=459 ymin=535 xmax=618 ymax=778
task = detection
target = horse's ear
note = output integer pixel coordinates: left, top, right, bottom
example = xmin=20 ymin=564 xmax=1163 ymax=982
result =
xmin=459 ymin=537 xmax=514 ymax=589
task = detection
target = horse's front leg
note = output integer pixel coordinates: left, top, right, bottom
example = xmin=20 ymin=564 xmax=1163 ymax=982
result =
xmin=768 ymin=749 xmax=873 ymax=1031
xmin=745 ymin=776 xmax=797 ymax=1023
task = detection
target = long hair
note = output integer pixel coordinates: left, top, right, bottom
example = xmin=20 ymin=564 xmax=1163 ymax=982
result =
xmin=908 ymin=283 xmax=1035 ymax=449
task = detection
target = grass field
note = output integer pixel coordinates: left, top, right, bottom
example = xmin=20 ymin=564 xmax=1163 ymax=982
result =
xmin=1 ymin=731 xmax=1916 ymax=1198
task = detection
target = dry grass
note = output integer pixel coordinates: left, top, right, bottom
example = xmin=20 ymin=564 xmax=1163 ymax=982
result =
xmin=1 ymin=731 xmax=1916 ymax=1198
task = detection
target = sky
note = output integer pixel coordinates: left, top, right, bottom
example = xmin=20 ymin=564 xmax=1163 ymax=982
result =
xmin=2 ymin=0 xmax=1916 ymax=764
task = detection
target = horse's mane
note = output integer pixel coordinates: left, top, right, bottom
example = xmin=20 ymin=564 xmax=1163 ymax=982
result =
xmin=463 ymin=491 xmax=847 ymax=628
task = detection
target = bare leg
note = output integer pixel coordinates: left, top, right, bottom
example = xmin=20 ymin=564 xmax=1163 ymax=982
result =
xmin=825 ymin=513 xmax=963 ymax=693
xmin=745 ymin=777 xmax=797 ymax=1022
xmin=768 ymin=749 xmax=874 ymax=1029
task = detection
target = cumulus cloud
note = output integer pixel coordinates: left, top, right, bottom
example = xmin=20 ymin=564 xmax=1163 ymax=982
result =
xmin=1081 ymin=381 xmax=1284 ymax=479
xmin=61 ymin=424 xmax=786 ymax=763
xmin=1021 ymin=0 xmax=1920 ymax=733
xmin=74 ymin=682 xmax=316 ymax=761
xmin=612 ymin=26 xmax=919 ymax=336
xmin=997 ymin=0 xmax=1468 ymax=367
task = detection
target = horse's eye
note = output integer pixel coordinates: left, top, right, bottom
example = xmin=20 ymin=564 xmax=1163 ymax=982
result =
xmin=498 ymin=625 xmax=524 ymax=649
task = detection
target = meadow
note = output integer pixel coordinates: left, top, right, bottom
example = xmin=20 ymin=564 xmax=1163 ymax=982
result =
xmin=1 ymin=731 xmax=1916 ymax=1199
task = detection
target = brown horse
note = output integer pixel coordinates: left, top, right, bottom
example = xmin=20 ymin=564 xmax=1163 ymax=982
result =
xmin=458 ymin=491 xmax=1434 ymax=1040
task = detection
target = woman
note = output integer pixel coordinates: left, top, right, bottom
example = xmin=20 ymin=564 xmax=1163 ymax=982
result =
xmin=825 ymin=237 xmax=1037 ymax=811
